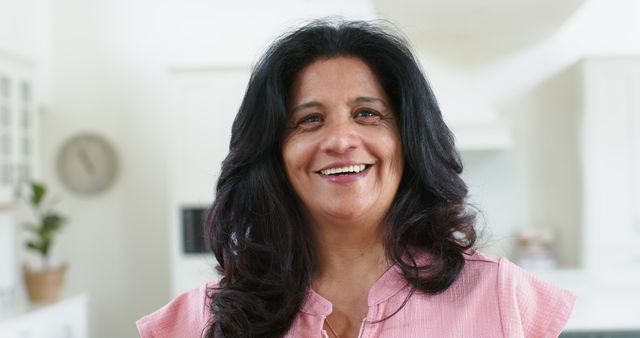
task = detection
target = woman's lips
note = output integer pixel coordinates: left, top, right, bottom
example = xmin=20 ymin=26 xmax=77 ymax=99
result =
xmin=319 ymin=163 xmax=367 ymax=175
xmin=316 ymin=164 xmax=372 ymax=184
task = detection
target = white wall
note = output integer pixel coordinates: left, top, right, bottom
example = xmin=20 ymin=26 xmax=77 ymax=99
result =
xmin=0 ymin=0 xmax=53 ymax=104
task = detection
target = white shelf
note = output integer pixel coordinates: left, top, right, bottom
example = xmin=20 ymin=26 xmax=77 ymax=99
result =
xmin=0 ymin=294 xmax=89 ymax=338
xmin=533 ymin=269 xmax=640 ymax=331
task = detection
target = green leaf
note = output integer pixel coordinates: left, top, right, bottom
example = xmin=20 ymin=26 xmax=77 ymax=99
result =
xmin=25 ymin=240 xmax=46 ymax=256
xmin=41 ymin=240 xmax=51 ymax=257
xmin=42 ymin=213 xmax=65 ymax=232
xmin=31 ymin=181 xmax=46 ymax=207
xmin=23 ymin=181 xmax=67 ymax=261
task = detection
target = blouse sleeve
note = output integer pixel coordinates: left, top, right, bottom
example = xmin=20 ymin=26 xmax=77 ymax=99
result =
xmin=136 ymin=282 xmax=214 ymax=338
xmin=497 ymin=258 xmax=576 ymax=338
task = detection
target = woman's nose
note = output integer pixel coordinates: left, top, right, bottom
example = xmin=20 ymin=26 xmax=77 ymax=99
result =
xmin=319 ymin=118 xmax=360 ymax=155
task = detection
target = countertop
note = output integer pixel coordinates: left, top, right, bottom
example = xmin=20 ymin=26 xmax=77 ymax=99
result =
xmin=533 ymin=268 xmax=640 ymax=331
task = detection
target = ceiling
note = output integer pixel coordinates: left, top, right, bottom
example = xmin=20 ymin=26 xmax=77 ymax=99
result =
xmin=373 ymin=0 xmax=586 ymax=64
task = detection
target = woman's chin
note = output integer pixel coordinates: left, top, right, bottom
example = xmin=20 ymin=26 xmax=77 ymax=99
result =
xmin=312 ymin=204 xmax=383 ymax=226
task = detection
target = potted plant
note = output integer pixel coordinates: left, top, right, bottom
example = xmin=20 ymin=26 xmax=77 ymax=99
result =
xmin=22 ymin=181 xmax=68 ymax=303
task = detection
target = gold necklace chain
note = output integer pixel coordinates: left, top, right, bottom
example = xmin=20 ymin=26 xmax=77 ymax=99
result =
xmin=324 ymin=318 xmax=340 ymax=338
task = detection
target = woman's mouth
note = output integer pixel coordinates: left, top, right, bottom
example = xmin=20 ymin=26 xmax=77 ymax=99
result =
xmin=315 ymin=164 xmax=372 ymax=183
xmin=319 ymin=164 xmax=369 ymax=176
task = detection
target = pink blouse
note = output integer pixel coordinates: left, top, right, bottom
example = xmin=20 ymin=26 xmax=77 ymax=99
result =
xmin=137 ymin=252 xmax=575 ymax=337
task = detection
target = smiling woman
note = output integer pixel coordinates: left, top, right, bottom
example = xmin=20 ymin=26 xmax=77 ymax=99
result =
xmin=283 ymin=57 xmax=403 ymax=229
xmin=136 ymin=19 xmax=575 ymax=338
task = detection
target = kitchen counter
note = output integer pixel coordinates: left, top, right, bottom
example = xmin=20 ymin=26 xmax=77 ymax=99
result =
xmin=532 ymin=268 xmax=640 ymax=332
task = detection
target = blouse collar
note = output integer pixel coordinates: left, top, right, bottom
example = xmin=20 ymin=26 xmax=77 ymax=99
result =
xmin=300 ymin=264 xmax=410 ymax=316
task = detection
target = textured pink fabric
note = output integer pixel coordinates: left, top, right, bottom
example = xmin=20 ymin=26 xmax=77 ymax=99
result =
xmin=137 ymin=282 xmax=212 ymax=338
xmin=136 ymin=252 xmax=575 ymax=338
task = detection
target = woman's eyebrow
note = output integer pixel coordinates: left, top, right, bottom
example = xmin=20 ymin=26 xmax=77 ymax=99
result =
xmin=290 ymin=97 xmax=388 ymax=114
xmin=350 ymin=96 xmax=389 ymax=108
xmin=290 ymin=101 xmax=323 ymax=115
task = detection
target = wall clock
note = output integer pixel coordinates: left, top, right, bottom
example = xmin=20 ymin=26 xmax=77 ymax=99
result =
xmin=56 ymin=133 xmax=119 ymax=195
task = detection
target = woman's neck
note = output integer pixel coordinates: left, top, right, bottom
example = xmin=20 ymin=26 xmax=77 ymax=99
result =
xmin=309 ymin=219 xmax=392 ymax=338
xmin=311 ymin=220 xmax=390 ymax=291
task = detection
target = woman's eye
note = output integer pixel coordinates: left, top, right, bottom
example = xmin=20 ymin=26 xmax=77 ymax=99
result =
xmin=355 ymin=109 xmax=381 ymax=122
xmin=296 ymin=114 xmax=323 ymax=128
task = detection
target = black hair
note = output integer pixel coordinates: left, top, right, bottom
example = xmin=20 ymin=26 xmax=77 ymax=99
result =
xmin=205 ymin=19 xmax=476 ymax=338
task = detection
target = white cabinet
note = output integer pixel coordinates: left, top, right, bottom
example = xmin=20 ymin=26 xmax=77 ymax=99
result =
xmin=0 ymin=53 xmax=39 ymax=204
xmin=0 ymin=295 xmax=88 ymax=338
xmin=516 ymin=57 xmax=640 ymax=271
xmin=508 ymin=57 xmax=640 ymax=332
xmin=0 ymin=211 xmax=17 ymax=306
xmin=580 ymin=58 xmax=640 ymax=273
xmin=167 ymin=66 xmax=249 ymax=295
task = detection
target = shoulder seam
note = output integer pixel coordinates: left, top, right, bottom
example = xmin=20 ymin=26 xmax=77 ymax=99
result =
xmin=464 ymin=252 xmax=500 ymax=264
xmin=496 ymin=257 xmax=508 ymax=338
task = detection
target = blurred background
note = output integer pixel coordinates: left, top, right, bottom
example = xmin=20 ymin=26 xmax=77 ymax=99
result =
xmin=1 ymin=0 xmax=639 ymax=337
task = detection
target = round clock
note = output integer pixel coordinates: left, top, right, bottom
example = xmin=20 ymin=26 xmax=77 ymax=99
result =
xmin=56 ymin=133 xmax=119 ymax=195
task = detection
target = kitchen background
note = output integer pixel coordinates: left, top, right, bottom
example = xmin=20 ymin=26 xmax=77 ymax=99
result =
xmin=1 ymin=0 xmax=639 ymax=337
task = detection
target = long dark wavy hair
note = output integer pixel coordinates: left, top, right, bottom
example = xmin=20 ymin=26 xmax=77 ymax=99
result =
xmin=205 ymin=19 xmax=476 ymax=338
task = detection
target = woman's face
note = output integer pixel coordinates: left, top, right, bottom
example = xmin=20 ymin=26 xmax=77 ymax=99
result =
xmin=282 ymin=57 xmax=403 ymax=227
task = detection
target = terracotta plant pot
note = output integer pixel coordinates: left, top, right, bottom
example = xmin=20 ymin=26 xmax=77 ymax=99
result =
xmin=23 ymin=263 xmax=68 ymax=303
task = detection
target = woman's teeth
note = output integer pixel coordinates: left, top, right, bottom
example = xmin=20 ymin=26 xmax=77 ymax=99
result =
xmin=320 ymin=164 xmax=367 ymax=176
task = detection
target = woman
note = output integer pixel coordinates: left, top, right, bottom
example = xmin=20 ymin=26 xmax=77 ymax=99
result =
xmin=137 ymin=20 xmax=575 ymax=338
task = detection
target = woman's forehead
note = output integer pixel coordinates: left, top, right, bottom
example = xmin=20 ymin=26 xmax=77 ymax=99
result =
xmin=288 ymin=57 xmax=390 ymax=108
